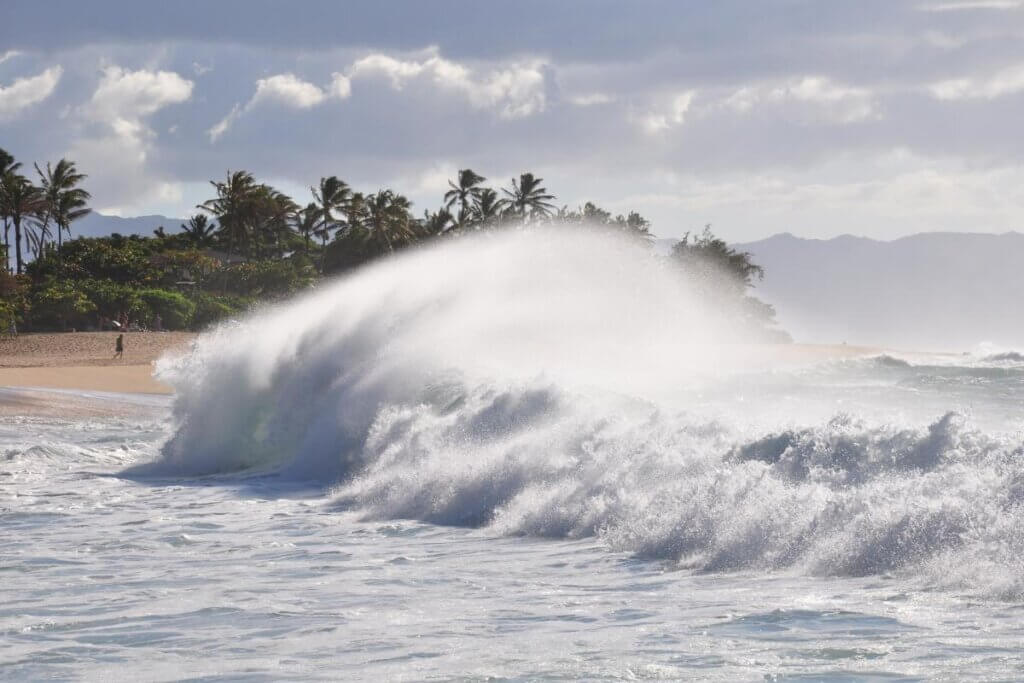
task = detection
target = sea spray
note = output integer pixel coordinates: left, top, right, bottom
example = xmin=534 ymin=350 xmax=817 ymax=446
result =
xmin=141 ymin=227 xmax=1024 ymax=592
xmin=147 ymin=228 xmax=750 ymax=476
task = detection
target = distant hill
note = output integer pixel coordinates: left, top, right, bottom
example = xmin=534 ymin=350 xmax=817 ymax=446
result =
xmin=73 ymin=212 xmax=187 ymax=239
xmin=733 ymin=232 xmax=1024 ymax=350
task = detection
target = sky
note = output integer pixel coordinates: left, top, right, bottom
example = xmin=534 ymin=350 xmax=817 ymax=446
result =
xmin=3 ymin=0 xmax=1024 ymax=241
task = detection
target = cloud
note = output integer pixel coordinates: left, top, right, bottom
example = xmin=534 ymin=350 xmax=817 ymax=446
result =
xmin=918 ymin=0 xmax=1024 ymax=10
xmin=208 ymin=103 xmax=243 ymax=142
xmin=69 ymin=65 xmax=193 ymax=212
xmin=88 ymin=65 xmax=193 ymax=122
xmin=349 ymin=49 xmax=547 ymax=118
xmin=929 ymin=63 xmax=1024 ymax=99
xmin=635 ymin=90 xmax=696 ymax=134
xmin=251 ymin=73 xmax=328 ymax=108
xmin=208 ymin=72 xmax=351 ymax=141
xmin=568 ymin=92 xmax=613 ymax=107
xmin=328 ymin=72 xmax=351 ymax=99
xmin=79 ymin=65 xmax=193 ymax=170
xmin=722 ymin=76 xmax=877 ymax=124
xmin=0 ymin=50 xmax=22 ymax=66
xmin=0 ymin=65 xmax=62 ymax=118
xmin=209 ymin=50 xmax=545 ymax=142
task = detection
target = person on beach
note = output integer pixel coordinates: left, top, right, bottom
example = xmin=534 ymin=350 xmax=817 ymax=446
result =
xmin=114 ymin=333 xmax=124 ymax=360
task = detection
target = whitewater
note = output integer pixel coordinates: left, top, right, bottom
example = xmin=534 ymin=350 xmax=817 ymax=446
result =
xmin=4 ymin=229 xmax=1024 ymax=680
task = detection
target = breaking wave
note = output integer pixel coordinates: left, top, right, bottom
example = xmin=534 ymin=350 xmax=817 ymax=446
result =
xmin=142 ymin=228 xmax=1024 ymax=597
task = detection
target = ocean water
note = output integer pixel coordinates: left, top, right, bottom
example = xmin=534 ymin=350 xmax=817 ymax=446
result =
xmin=4 ymin=230 xmax=1024 ymax=680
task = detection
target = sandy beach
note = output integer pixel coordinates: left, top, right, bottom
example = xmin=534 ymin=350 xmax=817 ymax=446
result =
xmin=0 ymin=331 xmax=195 ymax=396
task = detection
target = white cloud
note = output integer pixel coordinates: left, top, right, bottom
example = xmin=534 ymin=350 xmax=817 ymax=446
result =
xmin=209 ymin=50 xmax=545 ymax=142
xmin=0 ymin=50 xmax=22 ymax=66
xmin=251 ymin=73 xmax=328 ymax=108
xmin=722 ymin=76 xmax=877 ymax=124
xmin=208 ymin=103 xmax=242 ymax=142
xmin=88 ymin=66 xmax=193 ymax=122
xmin=69 ymin=65 xmax=193 ymax=212
xmin=209 ymin=72 xmax=351 ymax=141
xmin=349 ymin=54 xmax=430 ymax=88
xmin=635 ymin=90 xmax=697 ymax=134
xmin=0 ymin=65 xmax=63 ymax=118
xmin=569 ymin=92 xmax=613 ymax=106
xmin=929 ymin=63 xmax=1024 ymax=99
xmin=349 ymin=49 xmax=547 ymax=118
xmin=918 ymin=0 xmax=1024 ymax=10
xmin=328 ymin=72 xmax=351 ymax=99
xmin=78 ymin=65 xmax=193 ymax=168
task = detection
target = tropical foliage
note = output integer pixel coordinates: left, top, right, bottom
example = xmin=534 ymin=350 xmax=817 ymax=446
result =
xmin=0 ymin=148 xmax=785 ymax=338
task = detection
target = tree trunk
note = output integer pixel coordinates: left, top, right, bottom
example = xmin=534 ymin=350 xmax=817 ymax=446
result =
xmin=13 ymin=215 xmax=22 ymax=274
xmin=2 ymin=218 xmax=9 ymax=273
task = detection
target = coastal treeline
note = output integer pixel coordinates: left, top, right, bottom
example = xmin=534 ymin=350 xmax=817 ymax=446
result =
xmin=0 ymin=147 xmax=786 ymax=339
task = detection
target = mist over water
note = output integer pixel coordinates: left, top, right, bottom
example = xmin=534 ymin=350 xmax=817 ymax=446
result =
xmin=140 ymin=228 xmax=1024 ymax=599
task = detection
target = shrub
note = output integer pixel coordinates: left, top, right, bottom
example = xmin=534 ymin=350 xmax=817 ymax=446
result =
xmin=30 ymin=281 xmax=96 ymax=330
xmin=138 ymin=288 xmax=196 ymax=330
xmin=192 ymin=294 xmax=248 ymax=330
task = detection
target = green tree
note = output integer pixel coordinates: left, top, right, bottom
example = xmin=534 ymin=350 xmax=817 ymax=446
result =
xmin=670 ymin=226 xmax=763 ymax=296
xmin=201 ymin=170 xmax=258 ymax=257
xmin=180 ymin=214 xmax=217 ymax=249
xmin=311 ymin=176 xmax=350 ymax=271
xmin=444 ymin=169 xmax=486 ymax=228
xmin=35 ymin=159 xmax=91 ymax=260
xmin=360 ymin=190 xmax=415 ymax=253
xmin=471 ymin=187 xmax=505 ymax=228
xmin=32 ymin=280 xmax=95 ymax=331
xmin=422 ymin=207 xmax=455 ymax=236
xmin=502 ymin=172 xmax=555 ymax=221
xmin=0 ymin=148 xmax=22 ymax=270
xmin=1 ymin=173 xmax=44 ymax=274
xmin=295 ymin=202 xmax=319 ymax=256
xmin=251 ymin=186 xmax=297 ymax=259
xmin=138 ymin=288 xmax=196 ymax=329
xmin=669 ymin=226 xmax=786 ymax=339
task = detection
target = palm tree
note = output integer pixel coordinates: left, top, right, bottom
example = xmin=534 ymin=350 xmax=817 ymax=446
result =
xmin=200 ymin=170 xmax=258 ymax=257
xmin=343 ymin=192 xmax=368 ymax=234
xmin=180 ymin=214 xmax=217 ymax=249
xmin=35 ymin=159 xmax=91 ymax=259
xmin=252 ymin=186 xmax=297 ymax=259
xmin=0 ymin=148 xmax=16 ymax=175
xmin=472 ymin=188 xmax=505 ymax=228
xmin=0 ymin=148 xmax=22 ymax=270
xmin=443 ymin=169 xmax=486 ymax=227
xmin=311 ymin=176 xmax=350 ymax=271
xmin=361 ymin=190 xmax=415 ymax=253
xmin=422 ymin=207 xmax=455 ymax=236
xmin=502 ymin=172 xmax=556 ymax=221
xmin=1 ymin=173 xmax=44 ymax=274
xmin=295 ymin=203 xmax=320 ymax=256
xmin=25 ymin=217 xmax=53 ymax=261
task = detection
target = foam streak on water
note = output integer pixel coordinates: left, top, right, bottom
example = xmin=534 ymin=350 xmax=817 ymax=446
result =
xmin=4 ymin=229 xmax=1024 ymax=678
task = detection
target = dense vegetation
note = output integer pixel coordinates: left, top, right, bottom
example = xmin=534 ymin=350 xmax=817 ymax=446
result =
xmin=0 ymin=146 xmax=787 ymax=340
